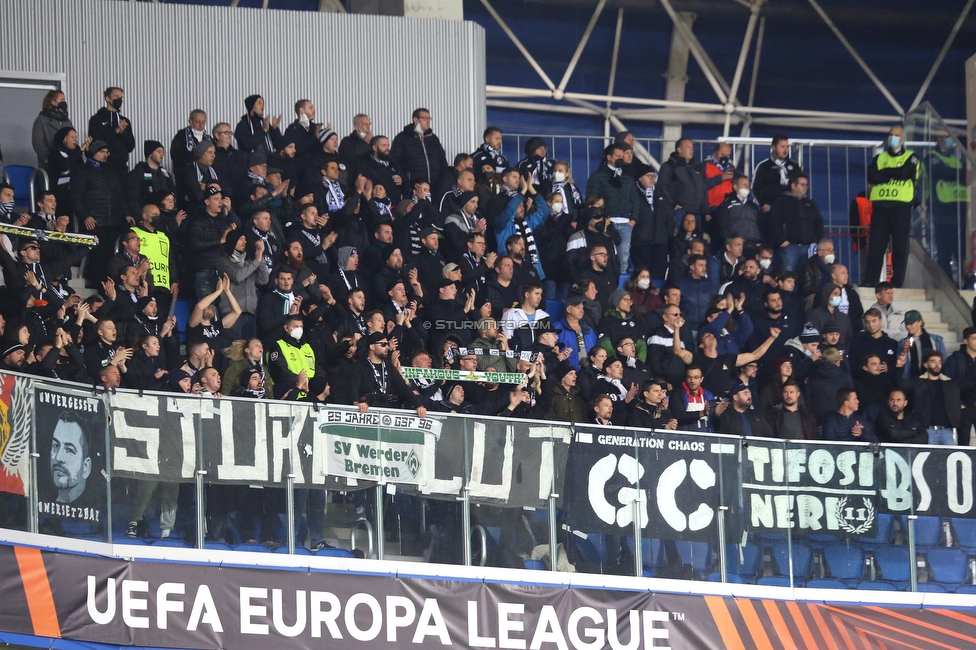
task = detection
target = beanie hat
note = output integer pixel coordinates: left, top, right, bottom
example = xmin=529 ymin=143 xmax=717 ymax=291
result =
xmin=143 ymin=140 xmax=164 ymax=159
xmin=799 ymin=322 xmax=820 ymax=343
xmin=89 ymin=140 xmax=109 ymax=155
xmin=136 ymin=296 xmax=156 ymax=313
xmin=244 ymin=95 xmax=262 ymax=112
xmin=318 ymin=127 xmax=337 ymax=145
xmin=554 ymin=361 xmax=575 ymax=382
xmin=380 ymin=243 xmax=399 ymax=264
xmin=608 ymin=290 xmax=628 ymax=310
xmin=457 ymin=190 xmax=478 ymax=208
xmin=193 ymin=140 xmax=215 ymax=160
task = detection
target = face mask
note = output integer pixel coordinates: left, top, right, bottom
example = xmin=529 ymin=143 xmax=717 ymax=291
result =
xmin=290 ymin=327 xmax=304 ymax=341
xmin=613 ymin=157 xmax=624 ymax=168
xmin=594 ymin=220 xmax=606 ymax=233
xmin=829 ymin=296 xmax=842 ymax=307
xmin=423 ymin=191 xmax=431 ymax=201
xmin=759 ymin=258 xmax=772 ymax=270
xmin=804 ymin=348 xmax=813 ymax=357
xmin=944 ymin=137 xmax=956 ymax=150
xmin=0 ymin=200 xmax=13 ymax=214
xmin=719 ymin=156 xmax=730 ymax=165
xmin=737 ymin=188 xmax=750 ymax=200
xmin=888 ymin=135 xmax=902 ymax=149
xmin=484 ymin=171 xmax=494 ymax=180
xmin=823 ymin=253 xmax=835 ymax=264
xmin=637 ymin=278 xmax=651 ymax=290
xmin=414 ymin=122 xmax=425 ymax=135
xmin=550 ymin=202 xmax=563 ymax=213
xmin=57 ymin=101 xmax=67 ymax=111
xmin=358 ymin=130 xmax=369 ymax=139
xmin=553 ymin=171 xmax=566 ymax=183
xmin=111 ymin=97 xmax=123 ymax=110
xmin=299 ymin=113 xmax=310 ymax=129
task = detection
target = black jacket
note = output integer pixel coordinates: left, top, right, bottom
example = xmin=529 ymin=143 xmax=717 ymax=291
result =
xmin=87 ymin=107 xmax=135 ymax=169
xmin=234 ymin=114 xmax=282 ymax=154
xmin=212 ymin=146 xmax=248 ymax=200
xmin=188 ymin=209 xmax=239 ymax=271
xmin=627 ymin=399 xmax=673 ymax=430
xmin=715 ymin=406 xmax=774 ymax=437
xmin=943 ymin=348 xmax=976 ymax=405
xmin=632 ymin=182 xmax=670 ymax=248
xmin=715 ymin=194 xmax=763 ymax=243
xmin=655 ymin=153 xmax=709 ymax=217
xmin=875 ymin=410 xmax=927 ymax=444
xmin=359 ymin=154 xmax=403 ymax=203
xmin=126 ymin=162 xmax=176 ymax=217
xmin=752 ymin=157 xmax=800 ymax=207
xmin=903 ymin=374 xmax=963 ymax=429
xmin=766 ymin=405 xmax=819 ymax=440
xmin=390 ymin=124 xmax=448 ymax=186
xmin=768 ymin=194 xmax=823 ymax=247
xmin=70 ymin=160 xmax=127 ymax=227
xmin=170 ymin=127 xmax=214 ymax=167
xmin=338 ymin=132 xmax=372 ymax=177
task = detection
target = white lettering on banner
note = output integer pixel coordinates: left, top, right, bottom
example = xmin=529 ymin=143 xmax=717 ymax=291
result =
xmin=655 ymin=459 xmax=713 ymax=533
xmin=121 ymin=580 xmax=150 ymax=629
xmin=469 ymin=600 xmax=496 ymax=648
xmin=156 ymin=583 xmax=184 ymax=629
xmin=216 ymin=401 xmax=269 ymax=482
xmin=913 ymin=451 xmax=933 ymax=511
xmin=241 ymin=587 xmax=269 ymax=634
xmin=947 ymin=452 xmax=974 ymax=514
xmin=273 ymin=589 xmax=307 ymax=637
xmin=344 ymin=593 xmax=382 ymax=642
xmin=320 ymin=409 xmax=432 ymax=485
xmin=111 ymin=394 xmax=161 ymax=476
xmin=187 ymin=585 xmax=222 ymax=632
xmin=498 ymin=602 xmax=526 ymax=649
xmin=271 ymin=404 xmax=306 ymax=484
xmin=468 ymin=422 xmax=514 ymax=500
xmin=88 ymin=577 xmax=223 ymax=633
xmin=172 ymin=398 xmax=199 ymax=479
xmin=567 ymin=607 xmax=603 ymax=650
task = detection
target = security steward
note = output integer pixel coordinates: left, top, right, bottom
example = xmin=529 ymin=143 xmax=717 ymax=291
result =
xmin=267 ymin=314 xmax=321 ymax=400
xmin=135 ymin=203 xmax=178 ymax=316
xmin=864 ymin=125 xmax=919 ymax=288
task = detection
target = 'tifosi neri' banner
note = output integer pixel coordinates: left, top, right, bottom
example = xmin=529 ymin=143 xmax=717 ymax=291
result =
xmin=4 ymin=542 xmax=976 ymax=649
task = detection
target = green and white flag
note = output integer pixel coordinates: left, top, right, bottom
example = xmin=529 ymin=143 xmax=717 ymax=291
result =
xmin=400 ymin=366 xmax=527 ymax=385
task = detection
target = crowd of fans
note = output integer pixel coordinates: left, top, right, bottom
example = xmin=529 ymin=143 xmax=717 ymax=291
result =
xmin=3 ymin=86 xmax=975 ymax=555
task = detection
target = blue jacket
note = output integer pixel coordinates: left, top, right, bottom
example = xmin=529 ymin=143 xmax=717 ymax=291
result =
xmin=822 ymin=411 xmax=877 ymax=442
xmin=494 ymin=193 xmax=549 ymax=280
xmin=698 ymin=311 xmax=754 ymax=356
xmin=898 ymin=331 xmax=946 ymax=379
xmin=676 ymin=275 xmax=718 ymax=330
xmin=557 ymin=319 xmax=598 ymax=371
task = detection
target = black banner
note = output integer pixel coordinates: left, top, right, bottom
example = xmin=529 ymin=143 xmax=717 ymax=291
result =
xmin=878 ymin=447 xmax=976 ymax=519
xmin=35 ymin=384 xmax=107 ymax=533
xmin=563 ymin=427 xmax=738 ymax=541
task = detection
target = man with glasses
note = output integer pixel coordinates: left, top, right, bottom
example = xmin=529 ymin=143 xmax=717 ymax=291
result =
xmin=391 ymin=108 xmax=448 ymax=187
xmin=349 ymin=332 xmax=428 ymax=416
xmin=211 ymin=122 xmax=247 ymax=196
xmin=108 ymin=229 xmax=154 ymax=295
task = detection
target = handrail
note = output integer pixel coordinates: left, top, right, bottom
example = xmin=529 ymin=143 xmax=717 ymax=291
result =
xmin=350 ymin=518 xmax=375 ymax=559
xmin=471 ymin=525 xmax=488 ymax=567
xmin=29 ymin=167 xmax=49 ymax=209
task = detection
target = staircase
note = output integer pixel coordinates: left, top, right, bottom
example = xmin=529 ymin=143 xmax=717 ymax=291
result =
xmin=855 ymin=287 xmax=961 ymax=353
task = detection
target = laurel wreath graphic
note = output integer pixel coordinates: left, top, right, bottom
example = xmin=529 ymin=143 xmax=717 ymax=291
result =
xmin=834 ymin=496 xmax=876 ymax=535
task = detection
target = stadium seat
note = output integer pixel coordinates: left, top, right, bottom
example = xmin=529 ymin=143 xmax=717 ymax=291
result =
xmin=806 ymin=578 xmax=850 ymax=590
xmin=523 ymin=559 xmax=546 ymax=571
xmin=770 ymin=541 xmax=814 ymax=581
xmin=233 ymin=543 xmax=273 ymax=553
xmin=916 ymin=582 xmax=948 ymax=593
xmin=3 ymin=165 xmax=35 ymax=207
xmin=315 ymin=547 xmax=355 ymax=558
xmin=726 ymin=543 xmax=763 ymax=582
xmin=707 ymin=572 xmax=747 ymax=583
xmin=823 ymin=543 xmax=865 ymax=581
xmin=926 ymin=547 xmax=969 ymax=587
xmin=859 ymin=513 xmax=894 ymax=547
xmin=114 ymin=537 xmax=149 ymax=546
xmin=901 ymin=515 xmax=941 ymax=547
xmin=673 ymin=541 xmax=712 ymax=575
xmin=275 ymin=546 xmax=313 ymax=555
xmin=153 ymin=538 xmax=190 ymax=548
xmin=757 ymin=575 xmax=797 ymax=587
xmin=951 ymin=518 xmax=976 ymax=553
xmin=627 ymin=536 xmax=663 ymax=576
xmin=545 ymin=299 xmax=564 ymax=323
xmin=857 ymin=580 xmax=900 ymax=591
xmin=953 ymin=584 xmax=976 ymax=594
xmin=873 ymin=545 xmax=912 ymax=584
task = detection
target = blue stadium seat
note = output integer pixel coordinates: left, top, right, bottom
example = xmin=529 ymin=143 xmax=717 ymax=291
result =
xmin=926 ymin=547 xmax=969 ymax=588
xmin=545 ymin=299 xmax=564 ymax=323
xmin=114 ymin=537 xmax=149 ymax=546
xmin=806 ymin=578 xmax=850 ymax=590
xmin=823 ymin=543 xmax=865 ymax=581
xmin=627 ymin=536 xmax=663 ymax=576
xmin=859 ymin=513 xmax=894 ymax=547
xmin=953 ymin=584 xmax=976 ymax=594
xmin=523 ymin=559 xmax=546 ymax=570
xmin=901 ymin=515 xmax=941 ymax=547
xmin=3 ymin=165 xmax=35 ymax=208
xmin=857 ymin=580 xmax=900 ymax=591
xmin=233 ymin=543 xmax=273 ymax=553
xmin=315 ymin=547 xmax=355 ymax=558
xmin=204 ymin=541 xmax=234 ymax=551
xmin=873 ymin=545 xmax=912 ymax=587
xmin=673 ymin=541 xmax=712 ymax=574
xmin=951 ymin=518 xmax=976 ymax=553
xmin=757 ymin=575 xmax=797 ymax=587
xmin=275 ymin=546 xmax=313 ymax=555
xmin=153 ymin=538 xmax=190 ymax=548
xmin=916 ymin=582 xmax=948 ymax=593
xmin=726 ymin=543 xmax=763 ymax=582
xmin=770 ymin=541 xmax=814 ymax=581
xmin=707 ymin=572 xmax=747 ymax=583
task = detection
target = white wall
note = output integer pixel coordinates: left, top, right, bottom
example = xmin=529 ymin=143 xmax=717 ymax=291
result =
xmin=0 ymin=0 xmax=486 ymax=169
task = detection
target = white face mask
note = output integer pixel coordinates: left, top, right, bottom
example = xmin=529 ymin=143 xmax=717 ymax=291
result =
xmin=358 ymin=130 xmax=369 ymax=139
xmin=414 ymin=122 xmax=425 ymax=135
xmin=550 ymin=202 xmax=564 ymax=213
xmin=637 ymin=278 xmax=651 ymax=290
xmin=823 ymin=253 xmax=835 ymax=265
xmin=759 ymin=258 xmax=772 ymax=270
xmin=298 ymin=113 xmax=310 ymax=129
xmin=737 ymin=187 xmax=750 ymax=200
xmin=290 ymin=327 xmax=304 ymax=341
xmin=553 ymin=171 xmax=566 ymax=183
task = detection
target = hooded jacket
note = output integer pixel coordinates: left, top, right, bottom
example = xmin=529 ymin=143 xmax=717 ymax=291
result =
xmin=70 ymin=158 xmax=127 ymax=227
xmin=516 ymin=137 xmax=556 ymax=192
xmin=87 ymin=107 xmax=135 ymax=169
xmin=715 ymin=193 xmax=763 ymax=243
xmin=807 ymin=283 xmax=854 ymax=347
xmin=768 ymin=192 xmax=823 ymax=247
xmin=32 ymin=109 xmax=72 ymax=167
xmin=655 ymin=152 xmax=709 ymax=217
xmin=390 ymin=123 xmax=448 ymax=186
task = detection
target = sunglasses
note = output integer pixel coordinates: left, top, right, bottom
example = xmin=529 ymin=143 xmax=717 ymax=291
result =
xmin=25 ymin=245 xmax=39 ymax=251
xmin=375 ymin=341 xmax=389 ymax=347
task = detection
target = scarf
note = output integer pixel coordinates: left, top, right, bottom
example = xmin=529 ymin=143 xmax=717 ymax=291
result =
xmin=374 ymin=198 xmax=393 ymax=219
xmin=682 ymin=382 xmax=706 ymax=408
xmin=597 ymin=373 xmax=627 ymax=400
xmin=372 ymin=154 xmax=390 ymax=168
xmin=246 ymin=113 xmax=277 ymax=153
xmin=36 ymin=211 xmax=59 ymax=230
xmin=338 ymin=268 xmax=358 ymax=291
xmin=500 ymin=186 xmax=518 ymax=199
xmin=185 ymin=127 xmax=214 ymax=154
xmin=87 ymin=158 xmax=102 ymax=170
xmin=0 ymin=201 xmax=13 ymax=222
xmin=552 ymin=181 xmax=581 ymax=213
xmin=195 ymin=162 xmax=217 ymax=184
xmin=772 ymin=157 xmax=789 ymax=186
xmin=476 ymin=142 xmax=508 ymax=170
xmin=247 ymin=170 xmax=266 ymax=185
xmin=274 ymin=289 xmax=294 ymax=314
xmin=43 ymin=107 xmax=69 ymax=122
xmin=642 ymin=184 xmax=655 ymax=205
xmin=515 ymin=218 xmax=540 ymax=268
xmin=608 ymin=164 xmax=622 ymax=178
xmin=325 ymin=180 xmax=345 ymax=210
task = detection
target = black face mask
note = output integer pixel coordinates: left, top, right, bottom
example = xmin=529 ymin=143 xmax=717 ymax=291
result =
xmin=594 ymin=220 xmax=606 ymax=233
xmin=718 ymin=156 xmax=730 ymax=165
xmin=57 ymin=101 xmax=67 ymax=111
xmin=613 ymin=157 xmax=624 ymax=168
xmin=111 ymin=97 xmax=123 ymax=110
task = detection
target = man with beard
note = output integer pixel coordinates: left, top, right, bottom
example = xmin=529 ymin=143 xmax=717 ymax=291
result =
xmin=281 ymin=240 xmax=320 ymax=301
xmin=361 ymin=222 xmax=395 ymax=277
xmin=628 ymin=378 xmax=678 ymax=429
xmin=373 ymin=246 xmax=409 ymax=305
xmin=359 ymin=135 xmax=403 ymax=203
xmin=566 ymin=206 xmax=622 ymax=280
xmin=875 ymin=388 xmax=926 ymax=444
xmin=288 ymin=203 xmax=337 ymax=279
xmin=726 ymin=258 xmax=766 ymax=317
xmin=257 ymin=267 xmax=303 ymax=342
xmin=714 ymin=384 xmax=772 ymax=436
xmin=0 ymin=342 xmax=27 ymax=372
xmin=483 ymin=255 xmax=520 ymax=320
xmin=748 ymin=287 xmax=795 ymax=359
xmin=573 ymin=244 xmax=617 ymax=310
xmin=49 ymin=412 xmax=93 ymax=505
xmin=766 ymin=380 xmax=819 ymax=440
xmin=349 ymin=332 xmax=429 ymax=415
xmin=331 ymin=287 xmax=369 ymax=340
xmin=127 ymin=141 xmax=175 ymax=216
xmin=503 ymin=234 xmax=538 ymax=288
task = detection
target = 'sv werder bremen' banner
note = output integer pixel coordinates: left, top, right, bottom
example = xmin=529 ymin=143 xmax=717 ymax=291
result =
xmin=5 ymin=542 xmax=976 ymax=649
